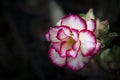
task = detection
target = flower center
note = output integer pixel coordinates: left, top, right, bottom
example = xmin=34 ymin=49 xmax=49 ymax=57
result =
xmin=65 ymin=37 xmax=75 ymax=49
xmin=68 ymin=37 xmax=75 ymax=45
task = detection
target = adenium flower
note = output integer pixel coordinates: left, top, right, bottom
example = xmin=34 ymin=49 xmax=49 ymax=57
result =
xmin=45 ymin=13 xmax=101 ymax=70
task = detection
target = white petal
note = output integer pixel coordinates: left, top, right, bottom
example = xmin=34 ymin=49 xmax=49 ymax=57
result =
xmin=49 ymin=47 xmax=66 ymax=67
xmin=66 ymin=49 xmax=78 ymax=58
xmin=57 ymin=29 xmax=67 ymax=40
xmin=57 ymin=26 xmax=72 ymax=39
xmin=61 ymin=14 xmax=87 ymax=31
xmin=72 ymin=41 xmax=81 ymax=51
xmin=86 ymin=19 xmax=96 ymax=31
xmin=66 ymin=41 xmax=81 ymax=58
xmin=52 ymin=42 xmax=61 ymax=52
xmin=60 ymin=41 xmax=70 ymax=57
xmin=79 ymin=30 xmax=96 ymax=56
xmin=61 ymin=26 xmax=71 ymax=36
xmin=49 ymin=27 xmax=61 ymax=42
xmin=71 ymin=29 xmax=79 ymax=41
xmin=67 ymin=52 xmax=91 ymax=70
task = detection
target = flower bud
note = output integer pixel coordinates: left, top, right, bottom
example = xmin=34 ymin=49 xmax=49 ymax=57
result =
xmin=95 ymin=19 xmax=109 ymax=37
xmin=86 ymin=8 xmax=95 ymax=20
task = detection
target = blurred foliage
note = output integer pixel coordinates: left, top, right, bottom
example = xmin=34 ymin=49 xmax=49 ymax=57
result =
xmin=93 ymin=32 xmax=119 ymax=72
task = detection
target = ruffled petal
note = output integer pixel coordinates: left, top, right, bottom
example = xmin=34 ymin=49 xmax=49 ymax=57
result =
xmin=60 ymin=41 xmax=70 ymax=57
xmin=66 ymin=41 xmax=80 ymax=58
xmin=49 ymin=47 xmax=66 ymax=67
xmin=86 ymin=19 xmax=96 ymax=32
xmin=61 ymin=14 xmax=87 ymax=31
xmin=71 ymin=29 xmax=79 ymax=41
xmin=92 ymin=41 xmax=101 ymax=56
xmin=79 ymin=30 xmax=96 ymax=56
xmin=72 ymin=40 xmax=81 ymax=51
xmin=66 ymin=52 xmax=91 ymax=70
xmin=52 ymin=42 xmax=61 ymax=52
xmin=49 ymin=26 xmax=61 ymax=42
xmin=66 ymin=49 xmax=78 ymax=58
xmin=56 ymin=26 xmax=72 ymax=40
xmin=57 ymin=29 xmax=68 ymax=40
xmin=49 ymin=26 xmax=71 ymax=42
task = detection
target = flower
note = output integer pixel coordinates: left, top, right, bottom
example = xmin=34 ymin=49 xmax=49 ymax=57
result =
xmin=45 ymin=13 xmax=101 ymax=70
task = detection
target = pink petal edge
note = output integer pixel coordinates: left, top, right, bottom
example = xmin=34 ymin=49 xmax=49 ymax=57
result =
xmin=79 ymin=30 xmax=97 ymax=56
xmin=49 ymin=26 xmax=61 ymax=42
xmin=92 ymin=41 xmax=101 ymax=56
xmin=66 ymin=41 xmax=81 ymax=58
xmin=71 ymin=28 xmax=79 ymax=41
xmin=61 ymin=13 xmax=87 ymax=31
xmin=45 ymin=31 xmax=50 ymax=41
xmin=48 ymin=26 xmax=71 ymax=42
xmin=66 ymin=52 xmax=92 ymax=71
xmin=60 ymin=41 xmax=68 ymax=57
xmin=56 ymin=29 xmax=68 ymax=40
xmin=52 ymin=42 xmax=61 ymax=53
xmin=49 ymin=47 xmax=66 ymax=67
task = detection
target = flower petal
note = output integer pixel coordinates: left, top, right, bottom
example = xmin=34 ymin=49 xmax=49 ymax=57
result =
xmin=66 ymin=49 xmax=78 ymax=58
xmin=56 ymin=26 xmax=71 ymax=40
xmin=79 ymin=30 xmax=96 ymax=56
xmin=86 ymin=19 xmax=96 ymax=32
xmin=49 ymin=26 xmax=61 ymax=42
xmin=71 ymin=29 xmax=79 ymax=41
xmin=49 ymin=47 xmax=66 ymax=67
xmin=49 ymin=26 xmax=71 ymax=42
xmin=57 ymin=29 xmax=68 ymax=40
xmin=60 ymin=41 xmax=70 ymax=57
xmin=66 ymin=52 xmax=91 ymax=70
xmin=68 ymin=29 xmax=80 ymax=57
xmin=92 ymin=41 xmax=101 ymax=56
xmin=72 ymin=40 xmax=81 ymax=51
xmin=52 ymin=42 xmax=61 ymax=52
xmin=66 ymin=41 xmax=80 ymax=58
xmin=61 ymin=14 xmax=87 ymax=31
xmin=45 ymin=31 xmax=50 ymax=41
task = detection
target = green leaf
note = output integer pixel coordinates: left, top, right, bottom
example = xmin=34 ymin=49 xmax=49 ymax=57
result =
xmin=79 ymin=13 xmax=86 ymax=18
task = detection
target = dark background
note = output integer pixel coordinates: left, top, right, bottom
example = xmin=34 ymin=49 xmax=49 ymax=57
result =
xmin=0 ymin=0 xmax=120 ymax=80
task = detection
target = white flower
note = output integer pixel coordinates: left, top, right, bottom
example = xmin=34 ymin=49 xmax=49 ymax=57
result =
xmin=46 ymin=14 xmax=101 ymax=70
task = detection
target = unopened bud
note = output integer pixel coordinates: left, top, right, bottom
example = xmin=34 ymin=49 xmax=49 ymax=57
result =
xmin=99 ymin=20 xmax=109 ymax=35
xmin=95 ymin=19 xmax=109 ymax=37
xmin=86 ymin=8 xmax=95 ymax=20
